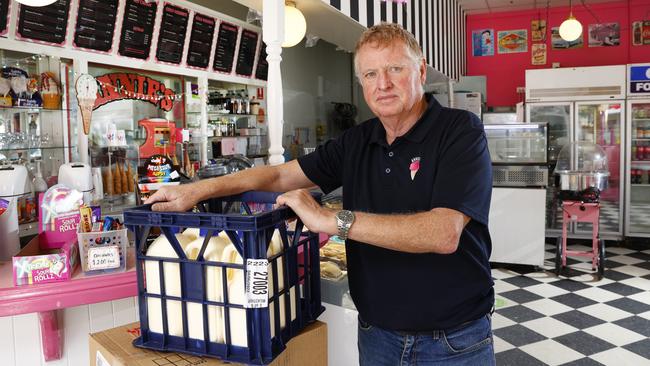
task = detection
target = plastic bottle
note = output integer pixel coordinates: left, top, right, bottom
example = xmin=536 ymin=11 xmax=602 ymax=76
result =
xmin=32 ymin=160 xmax=48 ymax=210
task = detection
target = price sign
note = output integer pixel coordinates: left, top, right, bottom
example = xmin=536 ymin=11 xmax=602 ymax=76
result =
xmin=245 ymin=258 xmax=268 ymax=308
xmin=88 ymin=245 xmax=120 ymax=270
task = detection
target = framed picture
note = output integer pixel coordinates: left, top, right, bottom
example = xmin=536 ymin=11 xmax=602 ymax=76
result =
xmin=472 ymin=28 xmax=494 ymax=56
xmin=531 ymin=44 xmax=547 ymax=65
xmin=497 ymin=30 xmax=528 ymax=53
xmin=551 ymin=27 xmax=583 ymax=49
xmin=588 ymin=23 xmax=620 ymax=47
xmin=531 ymin=19 xmax=546 ymax=42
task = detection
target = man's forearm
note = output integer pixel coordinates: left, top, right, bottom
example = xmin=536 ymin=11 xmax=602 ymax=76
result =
xmin=193 ymin=160 xmax=314 ymax=202
xmin=319 ymin=208 xmax=468 ymax=254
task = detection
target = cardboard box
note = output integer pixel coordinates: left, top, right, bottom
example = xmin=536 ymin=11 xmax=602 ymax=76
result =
xmin=89 ymin=321 xmax=327 ymax=366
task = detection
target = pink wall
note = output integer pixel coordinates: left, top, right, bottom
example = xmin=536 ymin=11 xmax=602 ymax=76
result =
xmin=466 ymin=0 xmax=650 ymax=108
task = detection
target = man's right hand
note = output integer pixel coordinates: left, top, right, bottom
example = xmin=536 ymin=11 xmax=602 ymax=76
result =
xmin=145 ymin=183 xmax=201 ymax=212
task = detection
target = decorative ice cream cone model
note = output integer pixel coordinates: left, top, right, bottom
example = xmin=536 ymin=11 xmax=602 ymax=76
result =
xmin=75 ymin=74 xmax=98 ymax=135
xmin=40 ymin=72 xmax=61 ymax=109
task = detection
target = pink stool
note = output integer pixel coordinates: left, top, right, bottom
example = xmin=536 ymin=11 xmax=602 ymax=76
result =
xmin=555 ymin=200 xmax=606 ymax=279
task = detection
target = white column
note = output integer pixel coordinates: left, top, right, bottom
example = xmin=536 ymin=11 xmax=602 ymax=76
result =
xmin=263 ymin=0 xmax=285 ymax=166
xmin=73 ymin=60 xmax=89 ymax=164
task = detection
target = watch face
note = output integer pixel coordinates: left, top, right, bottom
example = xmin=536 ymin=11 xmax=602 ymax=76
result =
xmin=337 ymin=210 xmax=354 ymax=223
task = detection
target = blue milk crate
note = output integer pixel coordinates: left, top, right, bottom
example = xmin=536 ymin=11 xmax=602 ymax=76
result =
xmin=123 ymin=191 xmax=324 ymax=365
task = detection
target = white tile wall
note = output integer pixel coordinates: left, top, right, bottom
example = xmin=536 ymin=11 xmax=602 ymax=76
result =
xmin=1 ymin=297 xmax=138 ymax=366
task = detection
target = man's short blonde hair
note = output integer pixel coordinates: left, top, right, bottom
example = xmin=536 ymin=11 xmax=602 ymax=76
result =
xmin=354 ymin=22 xmax=424 ymax=76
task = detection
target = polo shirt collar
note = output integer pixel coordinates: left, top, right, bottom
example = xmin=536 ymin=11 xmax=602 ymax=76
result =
xmin=369 ymin=93 xmax=442 ymax=147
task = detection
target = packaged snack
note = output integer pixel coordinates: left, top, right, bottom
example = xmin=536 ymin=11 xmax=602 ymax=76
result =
xmin=79 ymin=206 xmax=93 ymax=233
xmin=40 ymin=72 xmax=61 ymax=109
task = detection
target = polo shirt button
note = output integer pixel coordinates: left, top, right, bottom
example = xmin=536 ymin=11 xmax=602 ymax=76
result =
xmin=388 ymin=151 xmax=394 ymax=157
xmin=385 ymin=168 xmax=391 ymax=174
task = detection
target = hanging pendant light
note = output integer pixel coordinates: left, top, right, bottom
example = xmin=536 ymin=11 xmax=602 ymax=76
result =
xmin=283 ymin=1 xmax=307 ymax=48
xmin=15 ymin=0 xmax=57 ymax=6
xmin=559 ymin=0 xmax=582 ymax=41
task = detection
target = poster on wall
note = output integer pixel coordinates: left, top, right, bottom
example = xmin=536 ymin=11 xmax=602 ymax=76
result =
xmin=588 ymin=23 xmax=620 ymax=47
xmin=497 ymin=30 xmax=527 ymax=54
xmin=471 ymin=29 xmax=494 ymax=56
xmin=531 ymin=44 xmax=546 ymax=65
xmin=531 ymin=19 xmax=546 ymax=41
xmin=73 ymin=0 xmax=118 ymax=52
xmin=551 ymin=27 xmax=583 ymax=49
xmin=118 ymin=0 xmax=157 ymax=60
xmin=155 ymin=3 xmax=189 ymax=64
xmin=186 ymin=13 xmax=215 ymax=69
xmin=632 ymin=21 xmax=650 ymax=46
xmin=17 ymin=0 xmax=70 ymax=45
xmin=213 ymin=22 xmax=239 ymax=73
xmin=0 ymin=0 xmax=9 ymax=36
xmin=235 ymin=29 xmax=258 ymax=77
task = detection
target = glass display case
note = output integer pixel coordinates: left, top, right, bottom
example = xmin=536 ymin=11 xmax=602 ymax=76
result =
xmin=484 ymin=123 xmax=548 ymax=187
xmin=626 ymin=101 xmax=650 ymax=236
xmin=0 ymin=51 xmax=78 ymax=234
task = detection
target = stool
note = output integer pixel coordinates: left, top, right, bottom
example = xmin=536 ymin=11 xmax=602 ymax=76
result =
xmin=555 ymin=200 xmax=606 ymax=279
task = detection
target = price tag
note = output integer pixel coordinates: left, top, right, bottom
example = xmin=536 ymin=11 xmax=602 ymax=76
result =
xmin=245 ymin=258 xmax=269 ymax=308
xmin=88 ymin=246 xmax=120 ymax=270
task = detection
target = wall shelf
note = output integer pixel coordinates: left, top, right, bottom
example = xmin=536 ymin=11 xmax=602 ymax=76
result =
xmin=0 ymin=249 xmax=137 ymax=317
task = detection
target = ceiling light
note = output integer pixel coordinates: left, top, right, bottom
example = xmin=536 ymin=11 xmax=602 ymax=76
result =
xmin=15 ymin=0 xmax=57 ymax=6
xmin=283 ymin=1 xmax=307 ymax=48
xmin=559 ymin=0 xmax=582 ymax=41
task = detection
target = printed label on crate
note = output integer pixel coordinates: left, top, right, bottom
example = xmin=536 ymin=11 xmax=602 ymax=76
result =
xmin=88 ymin=245 xmax=120 ymax=270
xmin=245 ymin=258 xmax=269 ymax=308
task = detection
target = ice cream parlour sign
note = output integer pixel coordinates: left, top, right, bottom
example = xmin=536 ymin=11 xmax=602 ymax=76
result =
xmin=93 ymin=73 xmax=177 ymax=111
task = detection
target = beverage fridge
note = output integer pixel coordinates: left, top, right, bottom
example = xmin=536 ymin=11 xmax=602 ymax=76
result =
xmin=526 ymin=65 xmax=626 ymax=239
xmin=626 ymin=64 xmax=650 ymax=237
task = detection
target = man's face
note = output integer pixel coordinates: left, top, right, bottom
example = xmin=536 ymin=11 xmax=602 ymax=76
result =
xmin=356 ymin=41 xmax=426 ymax=121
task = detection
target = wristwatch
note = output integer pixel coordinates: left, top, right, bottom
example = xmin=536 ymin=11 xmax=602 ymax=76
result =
xmin=335 ymin=210 xmax=355 ymax=240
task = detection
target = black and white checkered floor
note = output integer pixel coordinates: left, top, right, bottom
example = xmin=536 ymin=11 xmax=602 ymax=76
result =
xmin=493 ymin=242 xmax=650 ymax=366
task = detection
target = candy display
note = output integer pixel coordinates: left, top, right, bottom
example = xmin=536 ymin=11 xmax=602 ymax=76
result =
xmin=77 ymin=214 xmax=127 ymax=275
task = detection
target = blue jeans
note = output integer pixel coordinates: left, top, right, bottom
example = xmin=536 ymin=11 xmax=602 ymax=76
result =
xmin=358 ymin=314 xmax=495 ymax=366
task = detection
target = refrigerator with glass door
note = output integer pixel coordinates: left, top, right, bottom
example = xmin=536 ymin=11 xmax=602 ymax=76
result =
xmin=625 ymin=64 xmax=650 ymax=237
xmin=526 ymin=65 xmax=626 ymax=239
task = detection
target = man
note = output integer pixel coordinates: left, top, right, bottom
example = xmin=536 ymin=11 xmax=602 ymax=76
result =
xmin=147 ymin=23 xmax=495 ymax=366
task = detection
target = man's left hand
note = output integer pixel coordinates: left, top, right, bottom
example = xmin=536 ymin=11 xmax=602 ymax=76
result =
xmin=276 ymin=189 xmax=336 ymax=235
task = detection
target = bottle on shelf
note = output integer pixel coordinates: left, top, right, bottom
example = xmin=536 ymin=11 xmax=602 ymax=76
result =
xmin=32 ymin=160 xmax=48 ymax=193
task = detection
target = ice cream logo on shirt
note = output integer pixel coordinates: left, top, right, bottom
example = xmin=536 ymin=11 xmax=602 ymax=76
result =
xmin=409 ymin=157 xmax=421 ymax=180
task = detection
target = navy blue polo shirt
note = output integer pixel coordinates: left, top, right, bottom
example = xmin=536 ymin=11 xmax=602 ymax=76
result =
xmin=298 ymin=94 xmax=494 ymax=331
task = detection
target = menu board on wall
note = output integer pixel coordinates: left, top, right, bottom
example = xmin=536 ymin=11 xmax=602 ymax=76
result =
xmin=255 ymin=42 xmax=268 ymax=81
xmin=118 ymin=0 xmax=157 ymax=60
xmin=213 ymin=22 xmax=238 ymax=73
xmin=235 ymin=30 xmax=258 ymax=77
xmin=155 ymin=3 xmax=189 ymax=64
xmin=17 ymin=0 xmax=70 ymax=45
xmin=74 ymin=0 xmax=118 ymax=52
xmin=186 ymin=13 xmax=215 ymax=69
xmin=0 ymin=0 xmax=9 ymax=35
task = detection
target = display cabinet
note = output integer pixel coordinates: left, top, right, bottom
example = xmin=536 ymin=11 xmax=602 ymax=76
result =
xmin=484 ymin=123 xmax=548 ymax=187
xmin=0 ymin=51 xmax=78 ymax=237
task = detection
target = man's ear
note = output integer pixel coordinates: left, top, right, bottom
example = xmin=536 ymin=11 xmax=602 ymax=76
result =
xmin=420 ymin=59 xmax=427 ymax=85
